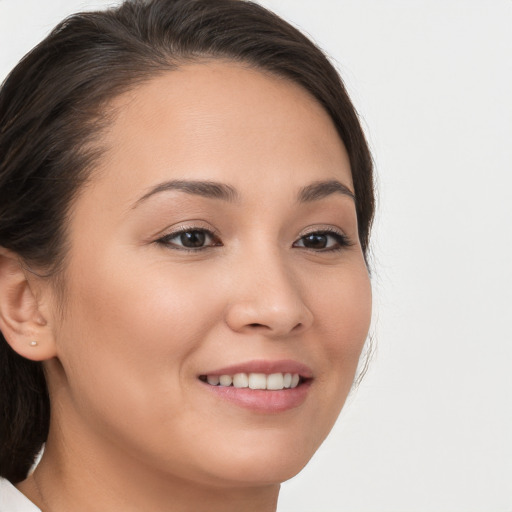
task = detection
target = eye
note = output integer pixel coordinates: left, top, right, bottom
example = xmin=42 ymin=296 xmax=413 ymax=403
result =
xmin=293 ymin=230 xmax=352 ymax=252
xmin=156 ymin=228 xmax=221 ymax=251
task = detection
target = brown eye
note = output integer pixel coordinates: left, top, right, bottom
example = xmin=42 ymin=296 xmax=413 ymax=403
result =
xmin=156 ymin=228 xmax=221 ymax=251
xmin=302 ymin=233 xmax=328 ymax=249
xmin=293 ymin=230 xmax=351 ymax=252
xmin=180 ymin=230 xmax=206 ymax=248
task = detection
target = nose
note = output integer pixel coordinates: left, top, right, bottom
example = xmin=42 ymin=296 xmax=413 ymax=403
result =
xmin=224 ymin=251 xmax=314 ymax=338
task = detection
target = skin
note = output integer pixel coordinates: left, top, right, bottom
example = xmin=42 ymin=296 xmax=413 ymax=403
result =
xmin=7 ymin=61 xmax=371 ymax=511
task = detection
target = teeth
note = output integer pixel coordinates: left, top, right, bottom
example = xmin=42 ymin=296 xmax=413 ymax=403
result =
xmin=248 ymin=373 xmax=266 ymax=390
xmin=219 ymin=375 xmax=233 ymax=386
xmin=233 ymin=373 xmax=249 ymax=388
xmin=205 ymin=372 xmax=302 ymax=390
xmin=207 ymin=375 xmax=220 ymax=386
xmin=267 ymin=373 xmax=284 ymax=390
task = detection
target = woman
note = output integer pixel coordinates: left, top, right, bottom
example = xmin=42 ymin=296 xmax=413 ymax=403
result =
xmin=0 ymin=0 xmax=374 ymax=510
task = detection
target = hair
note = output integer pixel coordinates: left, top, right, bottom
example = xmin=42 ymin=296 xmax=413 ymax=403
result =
xmin=0 ymin=0 xmax=374 ymax=483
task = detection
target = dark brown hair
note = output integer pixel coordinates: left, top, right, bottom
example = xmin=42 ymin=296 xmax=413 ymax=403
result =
xmin=0 ymin=0 xmax=374 ymax=483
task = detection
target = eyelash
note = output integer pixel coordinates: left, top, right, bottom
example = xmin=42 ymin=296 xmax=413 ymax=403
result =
xmin=155 ymin=226 xmax=353 ymax=253
xmin=293 ymin=228 xmax=354 ymax=252
xmin=156 ymin=227 xmax=221 ymax=253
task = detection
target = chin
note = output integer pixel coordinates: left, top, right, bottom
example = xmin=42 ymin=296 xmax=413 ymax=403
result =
xmin=198 ymin=452 xmax=312 ymax=488
xmin=180 ymin=426 xmax=329 ymax=488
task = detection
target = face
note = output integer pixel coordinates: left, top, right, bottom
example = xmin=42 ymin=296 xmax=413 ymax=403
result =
xmin=44 ymin=61 xmax=371 ymax=487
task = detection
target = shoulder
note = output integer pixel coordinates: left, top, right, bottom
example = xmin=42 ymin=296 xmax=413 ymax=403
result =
xmin=0 ymin=478 xmax=41 ymax=512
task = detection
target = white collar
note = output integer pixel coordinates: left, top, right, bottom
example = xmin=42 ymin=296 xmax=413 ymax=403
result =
xmin=0 ymin=478 xmax=41 ymax=512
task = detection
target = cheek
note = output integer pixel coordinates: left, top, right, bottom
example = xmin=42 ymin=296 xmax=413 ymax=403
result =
xmin=313 ymin=262 xmax=372 ymax=359
xmin=307 ymin=261 xmax=372 ymax=417
xmin=53 ymin=250 xmax=220 ymax=421
xmin=60 ymin=258 xmax=215 ymax=369
xmin=50 ymin=253 xmax=233 ymax=478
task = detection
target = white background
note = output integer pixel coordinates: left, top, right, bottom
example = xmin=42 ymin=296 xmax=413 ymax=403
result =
xmin=1 ymin=1 xmax=511 ymax=511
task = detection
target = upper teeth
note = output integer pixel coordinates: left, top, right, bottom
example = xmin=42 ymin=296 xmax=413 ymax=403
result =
xmin=206 ymin=372 xmax=301 ymax=390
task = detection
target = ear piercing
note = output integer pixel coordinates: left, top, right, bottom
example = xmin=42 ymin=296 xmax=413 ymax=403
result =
xmin=30 ymin=341 xmax=38 ymax=347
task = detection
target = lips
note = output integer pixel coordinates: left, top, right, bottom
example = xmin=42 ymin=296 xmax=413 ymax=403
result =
xmin=198 ymin=360 xmax=313 ymax=413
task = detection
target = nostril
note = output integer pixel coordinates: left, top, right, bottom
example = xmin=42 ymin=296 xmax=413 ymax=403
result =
xmin=247 ymin=321 xmax=303 ymax=332
xmin=225 ymin=300 xmax=313 ymax=336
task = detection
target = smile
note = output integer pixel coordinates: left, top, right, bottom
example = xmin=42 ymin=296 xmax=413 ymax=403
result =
xmin=199 ymin=372 xmax=302 ymax=390
xmin=198 ymin=360 xmax=313 ymax=413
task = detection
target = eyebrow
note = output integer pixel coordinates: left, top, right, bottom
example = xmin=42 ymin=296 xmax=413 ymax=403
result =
xmin=132 ymin=179 xmax=239 ymax=208
xmin=132 ymin=178 xmax=355 ymax=208
xmin=297 ymin=180 xmax=355 ymax=203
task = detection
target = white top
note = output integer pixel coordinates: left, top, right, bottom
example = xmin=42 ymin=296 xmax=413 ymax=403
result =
xmin=0 ymin=478 xmax=41 ymax=512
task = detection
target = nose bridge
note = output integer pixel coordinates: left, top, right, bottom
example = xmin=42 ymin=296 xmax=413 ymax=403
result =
xmin=224 ymin=241 xmax=313 ymax=336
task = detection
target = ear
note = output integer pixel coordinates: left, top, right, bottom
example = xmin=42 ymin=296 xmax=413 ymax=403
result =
xmin=0 ymin=247 xmax=57 ymax=361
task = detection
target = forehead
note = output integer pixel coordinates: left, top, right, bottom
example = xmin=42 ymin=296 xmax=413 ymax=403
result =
xmin=92 ymin=60 xmax=352 ymax=206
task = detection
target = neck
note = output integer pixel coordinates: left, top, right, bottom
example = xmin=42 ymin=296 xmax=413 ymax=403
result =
xmin=19 ymin=434 xmax=280 ymax=512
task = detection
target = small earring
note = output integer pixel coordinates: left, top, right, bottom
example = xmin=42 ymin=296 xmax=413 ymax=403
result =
xmin=30 ymin=341 xmax=38 ymax=347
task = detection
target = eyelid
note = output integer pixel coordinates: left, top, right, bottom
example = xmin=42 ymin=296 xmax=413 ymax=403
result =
xmin=155 ymin=220 xmax=219 ymax=238
xmin=298 ymin=225 xmax=351 ymax=243
xmin=299 ymin=225 xmax=345 ymax=236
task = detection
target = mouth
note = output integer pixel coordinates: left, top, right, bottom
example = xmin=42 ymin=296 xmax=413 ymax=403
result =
xmin=197 ymin=360 xmax=313 ymax=413
xmin=199 ymin=372 xmax=307 ymax=390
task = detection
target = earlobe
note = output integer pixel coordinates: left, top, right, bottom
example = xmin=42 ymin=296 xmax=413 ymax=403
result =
xmin=0 ymin=247 xmax=57 ymax=361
